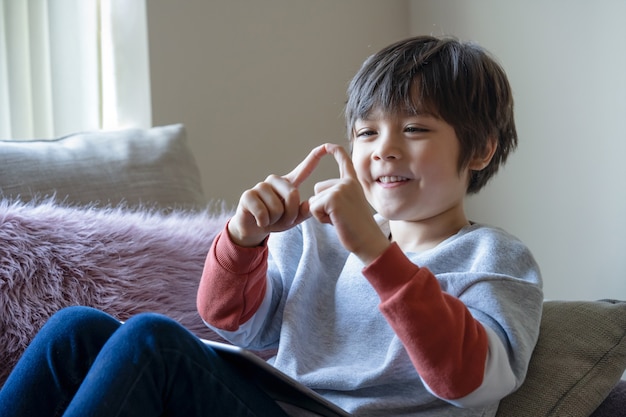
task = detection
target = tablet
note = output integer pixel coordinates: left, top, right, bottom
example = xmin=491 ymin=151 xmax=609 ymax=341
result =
xmin=201 ymin=339 xmax=352 ymax=417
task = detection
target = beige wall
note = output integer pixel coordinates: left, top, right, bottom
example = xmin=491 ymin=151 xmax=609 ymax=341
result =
xmin=147 ymin=1 xmax=626 ymax=301
xmin=146 ymin=0 xmax=409 ymax=205
xmin=410 ymin=0 xmax=626 ymax=300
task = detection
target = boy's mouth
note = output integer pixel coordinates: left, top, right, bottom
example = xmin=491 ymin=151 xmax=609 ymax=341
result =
xmin=377 ymin=176 xmax=409 ymax=184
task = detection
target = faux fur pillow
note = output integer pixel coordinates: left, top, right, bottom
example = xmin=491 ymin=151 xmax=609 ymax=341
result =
xmin=0 ymin=200 xmax=232 ymax=386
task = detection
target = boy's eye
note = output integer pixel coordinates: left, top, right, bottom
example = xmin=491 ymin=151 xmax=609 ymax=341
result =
xmin=355 ymin=129 xmax=376 ymax=138
xmin=405 ymin=125 xmax=428 ymax=133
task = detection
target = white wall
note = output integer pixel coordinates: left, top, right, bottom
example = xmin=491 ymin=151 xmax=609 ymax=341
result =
xmin=147 ymin=0 xmax=626 ymax=301
xmin=410 ymin=0 xmax=626 ymax=300
xmin=146 ymin=0 xmax=409 ymax=205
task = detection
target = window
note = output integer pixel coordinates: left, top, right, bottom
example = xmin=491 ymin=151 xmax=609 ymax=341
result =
xmin=0 ymin=0 xmax=151 ymax=140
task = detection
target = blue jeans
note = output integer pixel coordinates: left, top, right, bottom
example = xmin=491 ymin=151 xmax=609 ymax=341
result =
xmin=0 ymin=306 xmax=289 ymax=417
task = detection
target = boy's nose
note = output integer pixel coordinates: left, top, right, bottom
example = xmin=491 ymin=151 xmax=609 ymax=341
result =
xmin=373 ymin=134 xmax=402 ymax=160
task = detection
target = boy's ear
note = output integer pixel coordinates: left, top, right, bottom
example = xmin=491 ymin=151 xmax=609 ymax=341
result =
xmin=469 ymin=137 xmax=498 ymax=171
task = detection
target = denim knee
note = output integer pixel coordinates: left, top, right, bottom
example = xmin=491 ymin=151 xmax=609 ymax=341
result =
xmin=0 ymin=305 xmax=121 ymax=413
xmin=47 ymin=305 xmax=111 ymax=325
xmin=39 ymin=306 xmax=120 ymax=343
xmin=116 ymin=312 xmax=193 ymax=350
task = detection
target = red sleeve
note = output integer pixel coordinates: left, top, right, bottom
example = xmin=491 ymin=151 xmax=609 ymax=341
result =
xmin=196 ymin=224 xmax=269 ymax=331
xmin=362 ymin=242 xmax=488 ymax=400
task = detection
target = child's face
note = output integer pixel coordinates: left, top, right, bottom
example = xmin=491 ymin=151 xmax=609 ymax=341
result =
xmin=351 ymin=108 xmax=470 ymax=223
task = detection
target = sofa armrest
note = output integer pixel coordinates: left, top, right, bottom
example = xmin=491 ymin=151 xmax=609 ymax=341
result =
xmin=496 ymin=300 xmax=626 ymax=417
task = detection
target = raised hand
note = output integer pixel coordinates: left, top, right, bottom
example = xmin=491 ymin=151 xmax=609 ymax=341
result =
xmin=227 ymin=144 xmax=328 ymax=247
xmin=308 ymin=144 xmax=390 ymax=264
xmin=228 ymin=144 xmax=390 ymax=263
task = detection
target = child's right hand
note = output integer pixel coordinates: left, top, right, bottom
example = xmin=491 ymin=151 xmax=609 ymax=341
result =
xmin=227 ymin=145 xmax=328 ymax=247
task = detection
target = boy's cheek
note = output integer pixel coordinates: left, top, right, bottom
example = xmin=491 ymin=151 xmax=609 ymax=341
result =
xmin=351 ymin=159 xmax=370 ymax=185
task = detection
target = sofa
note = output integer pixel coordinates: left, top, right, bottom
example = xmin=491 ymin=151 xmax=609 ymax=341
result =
xmin=1 ymin=124 xmax=625 ymax=416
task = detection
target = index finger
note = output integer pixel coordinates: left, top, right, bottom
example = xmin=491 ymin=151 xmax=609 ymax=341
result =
xmin=323 ymin=143 xmax=358 ymax=179
xmin=283 ymin=144 xmax=329 ymax=187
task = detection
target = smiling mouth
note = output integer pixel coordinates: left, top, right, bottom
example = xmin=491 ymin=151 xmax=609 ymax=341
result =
xmin=377 ymin=176 xmax=409 ymax=184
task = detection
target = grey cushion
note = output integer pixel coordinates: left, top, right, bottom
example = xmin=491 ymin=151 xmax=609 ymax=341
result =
xmin=0 ymin=124 xmax=206 ymax=210
xmin=496 ymin=300 xmax=626 ymax=416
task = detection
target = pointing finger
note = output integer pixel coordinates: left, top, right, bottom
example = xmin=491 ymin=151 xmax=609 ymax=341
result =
xmin=283 ymin=144 xmax=329 ymax=187
xmin=323 ymin=143 xmax=358 ymax=179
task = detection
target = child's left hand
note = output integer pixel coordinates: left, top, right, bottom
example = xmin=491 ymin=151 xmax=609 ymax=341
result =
xmin=309 ymin=144 xmax=390 ymax=265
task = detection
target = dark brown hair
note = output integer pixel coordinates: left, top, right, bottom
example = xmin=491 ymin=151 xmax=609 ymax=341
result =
xmin=345 ymin=35 xmax=517 ymax=194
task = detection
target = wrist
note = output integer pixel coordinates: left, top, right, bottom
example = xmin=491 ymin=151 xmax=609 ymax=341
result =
xmin=355 ymin=235 xmax=391 ymax=266
xmin=227 ymin=220 xmax=268 ymax=248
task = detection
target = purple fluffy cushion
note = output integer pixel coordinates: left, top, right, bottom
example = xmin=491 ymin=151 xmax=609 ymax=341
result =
xmin=0 ymin=199 xmax=232 ymax=386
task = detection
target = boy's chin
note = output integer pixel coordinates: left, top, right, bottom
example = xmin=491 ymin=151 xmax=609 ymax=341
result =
xmin=374 ymin=207 xmax=424 ymax=223
xmin=373 ymin=209 xmax=407 ymax=222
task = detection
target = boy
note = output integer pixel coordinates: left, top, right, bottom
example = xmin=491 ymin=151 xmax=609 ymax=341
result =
xmin=0 ymin=35 xmax=542 ymax=417
xmin=198 ymin=35 xmax=543 ymax=416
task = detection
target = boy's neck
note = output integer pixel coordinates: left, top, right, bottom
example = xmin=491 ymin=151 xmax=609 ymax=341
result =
xmin=388 ymin=208 xmax=470 ymax=254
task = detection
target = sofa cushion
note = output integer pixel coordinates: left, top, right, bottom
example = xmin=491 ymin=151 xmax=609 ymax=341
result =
xmin=0 ymin=124 xmax=206 ymax=210
xmin=496 ymin=299 xmax=626 ymax=417
xmin=0 ymin=200 xmax=231 ymax=387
